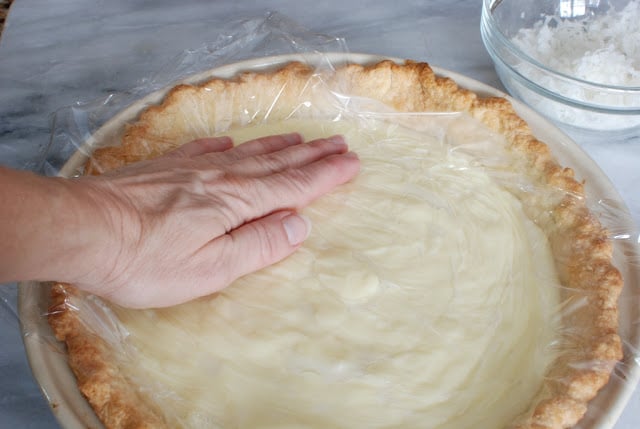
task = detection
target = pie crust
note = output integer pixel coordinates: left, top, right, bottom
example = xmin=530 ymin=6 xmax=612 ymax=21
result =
xmin=47 ymin=60 xmax=623 ymax=429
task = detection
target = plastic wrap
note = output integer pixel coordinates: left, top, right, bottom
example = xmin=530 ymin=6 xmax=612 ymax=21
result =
xmin=17 ymin=12 xmax=640 ymax=429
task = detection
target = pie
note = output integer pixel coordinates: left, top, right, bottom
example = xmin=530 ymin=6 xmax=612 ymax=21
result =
xmin=47 ymin=59 xmax=623 ymax=429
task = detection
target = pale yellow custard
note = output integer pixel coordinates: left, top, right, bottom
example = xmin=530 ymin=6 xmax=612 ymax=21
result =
xmin=98 ymin=116 xmax=561 ymax=429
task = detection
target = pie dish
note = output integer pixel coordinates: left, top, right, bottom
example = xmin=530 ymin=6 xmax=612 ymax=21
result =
xmin=19 ymin=54 xmax=635 ymax=429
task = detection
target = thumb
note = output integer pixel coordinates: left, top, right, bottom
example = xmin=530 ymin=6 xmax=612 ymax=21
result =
xmin=209 ymin=210 xmax=312 ymax=288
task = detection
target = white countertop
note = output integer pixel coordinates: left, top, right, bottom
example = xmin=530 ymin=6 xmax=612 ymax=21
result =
xmin=0 ymin=0 xmax=638 ymax=428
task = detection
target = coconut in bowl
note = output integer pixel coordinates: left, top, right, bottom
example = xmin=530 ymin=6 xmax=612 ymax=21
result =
xmin=481 ymin=0 xmax=640 ymax=142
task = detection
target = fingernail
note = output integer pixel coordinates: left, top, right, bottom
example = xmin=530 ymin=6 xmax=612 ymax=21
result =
xmin=328 ymin=135 xmax=347 ymax=146
xmin=283 ymin=133 xmax=302 ymax=144
xmin=282 ymin=213 xmax=312 ymax=245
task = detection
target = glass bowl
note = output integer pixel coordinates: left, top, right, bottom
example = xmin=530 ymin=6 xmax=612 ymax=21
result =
xmin=481 ymin=0 xmax=640 ymax=141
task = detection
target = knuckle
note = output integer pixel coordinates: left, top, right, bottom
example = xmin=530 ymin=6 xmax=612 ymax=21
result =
xmin=212 ymin=238 xmax=237 ymax=286
xmin=260 ymin=152 xmax=289 ymax=173
xmin=246 ymin=221 xmax=280 ymax=266
xmin=216 ymin=176 xmax=263 ymax=229
xmin=284 ymin=168 xmax=314 ymax=193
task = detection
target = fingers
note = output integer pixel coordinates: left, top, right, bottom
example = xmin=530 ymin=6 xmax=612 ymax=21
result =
xmin=213 ymin=133 xmax=303 ymax=163
xmin=164 ymin=133 xmax=341 ymax=179
xmin=161 ymin=137 xmax=234 ymax=159
xmin=217 ymin=150 xmax=359 ymax=228
xmin=262 ymin=150 xmax=360 ymax=205
xmin=226 ymin=135 xmax=349 ymax=177
xmin=159 ymin=133 xmax=303 ymax=164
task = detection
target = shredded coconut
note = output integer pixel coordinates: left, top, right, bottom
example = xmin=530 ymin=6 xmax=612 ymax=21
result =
xmin=504 ymin=1 xmax=640 ymax=131
xmin=512 ymin=0 xmax=640 ymax=87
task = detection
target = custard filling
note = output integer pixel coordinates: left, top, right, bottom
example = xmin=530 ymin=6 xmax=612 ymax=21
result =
xmin=98 ymin=116 xmax=561 ymax=429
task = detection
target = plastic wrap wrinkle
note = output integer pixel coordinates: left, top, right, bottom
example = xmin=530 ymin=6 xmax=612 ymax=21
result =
xmin=14 ymin=13 xmax=639 ymax=429
xmin=42 ymin=11 xmax=348 ymax=177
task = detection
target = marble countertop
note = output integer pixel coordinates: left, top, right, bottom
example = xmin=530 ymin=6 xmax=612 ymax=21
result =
xmin=0 ymin=0 xmax=638 ymax=428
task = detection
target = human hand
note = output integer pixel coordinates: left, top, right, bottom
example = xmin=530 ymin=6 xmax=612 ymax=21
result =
xmin=68 ymin=133 xmax=360 ymax=308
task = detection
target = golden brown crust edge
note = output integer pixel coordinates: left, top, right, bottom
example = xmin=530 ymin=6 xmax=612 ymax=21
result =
xmin=51 ymin=60 xmax=623 ymax=429
xmin=49 ymin=284 xmax=169 ymax=429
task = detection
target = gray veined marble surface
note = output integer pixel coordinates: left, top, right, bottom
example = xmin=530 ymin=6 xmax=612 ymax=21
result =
xmin=0 ymin=0 xmax=638 ymax=428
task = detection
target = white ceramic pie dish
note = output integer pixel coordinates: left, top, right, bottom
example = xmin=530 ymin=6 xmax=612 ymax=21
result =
xmin=17 ymin=53 xmax=640 ymax=429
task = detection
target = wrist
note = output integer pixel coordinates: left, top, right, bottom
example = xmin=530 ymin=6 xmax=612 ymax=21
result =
xmin=56 ymin=176 xmax=135 ymax=293
xmin=0 ymin=168 xmax=106 ymax=285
